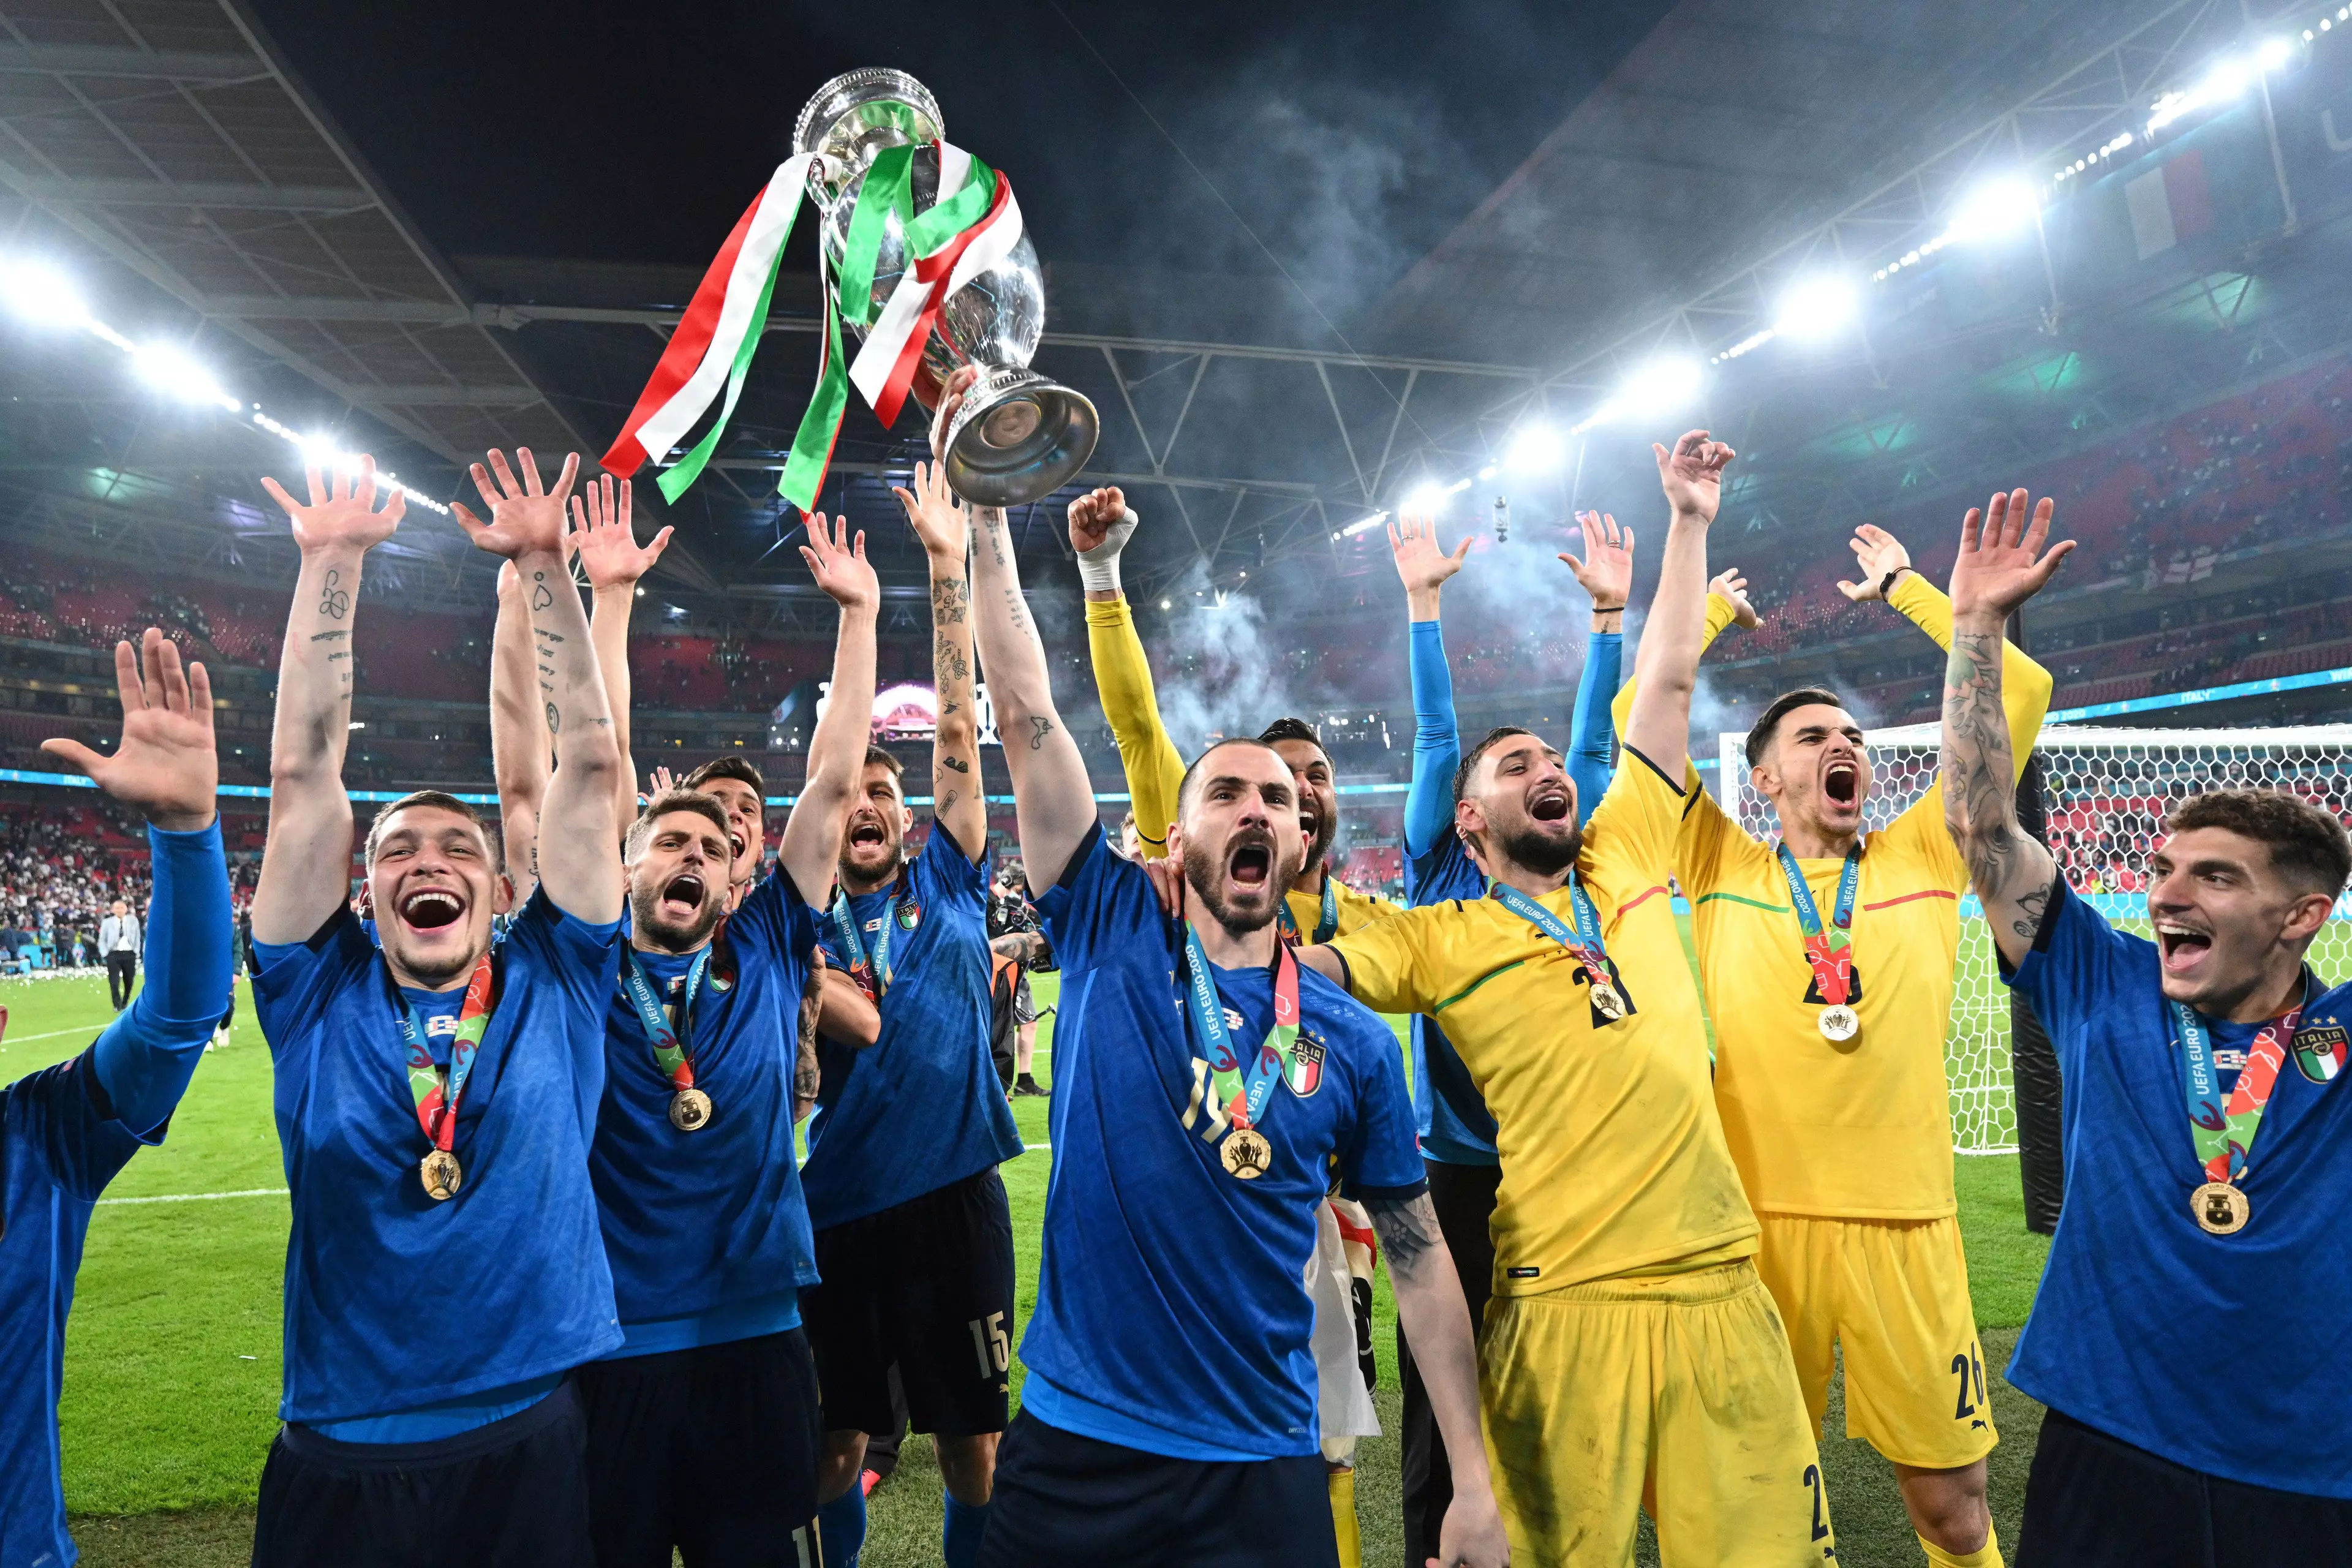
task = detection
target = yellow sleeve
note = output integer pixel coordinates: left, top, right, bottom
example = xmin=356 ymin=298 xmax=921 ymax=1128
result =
xmin=1585 ymin=745 xmax=1690 ymax=891
xmin=1675 ymin=757 xmax=1746 ymax=893
xmin=1084 ymin=597 xmax=1188 ymax=859
xmin=1609 ymin=591 xmax=1740 ymax=743
xmin=1325 ymin=905 xmax=1449 ymax=1016
xmin=1879 ymin=571 xmax=2056 ymax=880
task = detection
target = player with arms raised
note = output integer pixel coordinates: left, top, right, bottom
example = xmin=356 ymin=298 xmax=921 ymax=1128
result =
xmin=957 ymin=397 xmax=1504 ymax=1568
xmin=0 ymin=628 xmax=232 ymax=1568
xmin=1301 ymin=432 xmax=1834 ymax=1566
xmin=246 ymin=451 xmax=627 ymax=1566
xmin=1942 ymin=492 xmax=2352 ymax=1561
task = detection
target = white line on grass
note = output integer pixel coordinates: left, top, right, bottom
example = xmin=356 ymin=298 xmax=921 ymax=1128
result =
xmin=98 ymin=1187 xmax=288 ymax=1207
xmin=0 ymin=1020 xmax=121 ymax=1047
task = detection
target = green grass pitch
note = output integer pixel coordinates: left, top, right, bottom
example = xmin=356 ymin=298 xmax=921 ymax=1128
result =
xmin=9 ymin=962 xmax=2054 ymax=1567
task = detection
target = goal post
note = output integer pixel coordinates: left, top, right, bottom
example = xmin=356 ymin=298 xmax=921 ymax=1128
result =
xmin=1712 ymin=723 xmax=2352 ymax=1158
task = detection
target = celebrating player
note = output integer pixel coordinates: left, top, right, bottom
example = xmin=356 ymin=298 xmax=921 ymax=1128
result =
xmin=960 ymin=415 xmax=1505 ymax=1568
xmin=1941 ymin=491 xmax=2352 ymax=1559
xmin=1 ymin=628 xmax=231 ymax=1568
xmin=567 ymin=510 xmax=881 ymax=1566
xmin=1621 ymin=515 xmax=2052 ymax=1568
xmin=1071 ymin=487 xmax=1393 ymax=939
xmin=801 ymin=454 xmax=1025 ymax=1568
xmin=246 ymin=451 xmax=626 ymax=1564
xmin=1301 ymin=432 xmax=1834 ymax=1566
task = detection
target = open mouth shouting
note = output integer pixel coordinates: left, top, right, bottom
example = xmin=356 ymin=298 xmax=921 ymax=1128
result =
xmin=659 ymin=871 xmax=707 ymax=921
xmin=1528 ymin=783 xmax=1572 ymax=825
xmin=1823 ymin=757 xmax=1861 ymax=809
xmin=399 ymin=887 xmax=466 ymax=930
xmin=2156 ymin=918 xmax=2213 ymax=977
xmin=1227 ymin=836 xmax=1275 ymax=892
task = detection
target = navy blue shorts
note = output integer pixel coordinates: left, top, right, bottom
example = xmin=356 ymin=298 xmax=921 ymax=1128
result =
xmin=252 ymin=1379 xmax=590 ymax=1568
xmin=976 ymin=1411 xmax=1338 ymax=1568
xmin=2020 ymin=1407 xmax=2352 ymax=1567
xmin=575 ymin=1328 xmax=823 ymax=1568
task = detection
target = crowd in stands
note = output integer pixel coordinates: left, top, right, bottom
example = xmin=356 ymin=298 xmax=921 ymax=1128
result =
xmin=0 ymin=799 xmax=155 ymax=970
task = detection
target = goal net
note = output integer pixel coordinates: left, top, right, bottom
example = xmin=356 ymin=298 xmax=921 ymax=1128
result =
xmin=1713 ymin=724 xmax=2352 ymax=1155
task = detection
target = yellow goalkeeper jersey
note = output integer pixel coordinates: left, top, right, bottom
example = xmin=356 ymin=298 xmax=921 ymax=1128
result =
xmin=1084 ymin=595 xmax=1395 ymax=937
xmin=1329 ymin=755 xmax=1757 ymax=1294
xmin=1674 ymin=573 xmax=2052 ymax=1218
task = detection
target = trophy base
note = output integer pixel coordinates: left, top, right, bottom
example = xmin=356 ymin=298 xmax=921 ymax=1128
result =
xmin=943 ymin=367 xmax=1098 ymax=509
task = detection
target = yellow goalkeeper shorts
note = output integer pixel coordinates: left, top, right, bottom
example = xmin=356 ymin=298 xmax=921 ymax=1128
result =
xmin=1753 ymin=1211 xmax=1999 ymax=1471
xmin=1479 ymin=1260 xmax=1836 ymax=1568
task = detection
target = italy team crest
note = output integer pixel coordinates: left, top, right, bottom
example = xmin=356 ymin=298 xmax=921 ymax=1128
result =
xmin=2293 ymin=1020 xmax=2348 ymax=1083
xmin=1284 ymin=1035 xmax=1325 ymax=1098
xmin=896 ymin=900 xmax=923 ymax=932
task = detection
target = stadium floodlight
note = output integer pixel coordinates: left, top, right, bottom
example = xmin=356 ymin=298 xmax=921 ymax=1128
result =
xmin=1949 ymin=179 xmax=2039 ymax=243
xmin=1401 ymin=482 xmax=1450 ymax=516
xmin=0 ymin=258 xmax=88 ymax=328
xmin=2256 ymin=37 xmax=2294 ymax=69
xmin=1618 ymin=355 xmax=1705 ymax=417
xmin=1773 ymin=275 xmax=1858 ymax=340
xmin=132 ymin=341 xmax=238 ymax=411
xmin=1504 ymin=421 xmax=1567 ymax=472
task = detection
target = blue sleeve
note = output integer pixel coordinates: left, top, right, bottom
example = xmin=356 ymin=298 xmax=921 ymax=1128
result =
xmin=504 ymin=885 xmax=624 ymax=1016
xmin=7 ymin=1051 xmax=149 ymax=1202
xmin=2000 ymin=878 xmax=2143 ymax=1079
xmin=913 ymin=820 xmax=988 ymax=913
xmin=1567 ymin=631 xmax=1622 ymax=827
xmin=733 ymin=859 xmax=818 ymax=976
xmin=92 ymin=821 xmax=231 ymax=1137
xmin=1403 ymin=620 xmax=1461 ymax=861
xmin=1333 ymin=1006 xmax=1431 ymax=1200
xmin=1034 ymin=824 xmax=1160 ymax=974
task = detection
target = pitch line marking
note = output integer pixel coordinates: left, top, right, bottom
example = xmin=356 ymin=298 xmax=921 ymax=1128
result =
xmin=99 ymin=1187 xmax=287 ymax=1207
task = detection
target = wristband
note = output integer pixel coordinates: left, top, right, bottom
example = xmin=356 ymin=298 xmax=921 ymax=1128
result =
xmin=1879 ymin=567 xmax=1909 ymax=597
xmin=1591 ymin=601 xmax=1626 ymax=614
xmin=1076 ymin=507 xmax=1140 ymax=595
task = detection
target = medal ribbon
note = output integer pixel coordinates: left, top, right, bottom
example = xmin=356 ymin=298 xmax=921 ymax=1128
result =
xmin=397 ymin=952 xmax=495 ymax=1156
xmin=2173 ymin=990 xmax=2305 ymax=1183
xmin=619 ymin=944 xmax=714 ymax=1093
xmin=1180 ymin=924 xmax=1300 ymax=1133
xmin=1274 ymin=875 xmax=1340 ymax=946
xmin=829 ymin=876 xmax=903 ymax=1000
xmin=1490 ymin=876 xmax=1613 ymax=998
xmin=1774 ymin=843 xmax=1862 ymax=1009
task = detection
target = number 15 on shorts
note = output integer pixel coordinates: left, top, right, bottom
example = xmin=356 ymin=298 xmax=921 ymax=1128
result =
xmin=968 ymin=1312 xmax=1009 ymax=1381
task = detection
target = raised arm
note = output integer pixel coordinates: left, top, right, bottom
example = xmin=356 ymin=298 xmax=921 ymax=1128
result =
xmin=1608 ymin=573 xmax=1751 ymax=749
xmin=974 ymin=498 xmax=1098 ymax=892
xmin=454 ymin=450 xmax=622 ymax=924
xmin=1842 ymin=524 xmax=2054 ymax=783
xmin=489 ymin=562 xmax=549 ymax=900
xmin=1389 ymin=510 xmax=1472 ymax=862
xmin=1623 ymin=431 xmax=1735 ymax=777
xmin=775 ymin=514 xmax=879 ymax=907
xmin=573 ymin=475 xmax=673 ymax=839
xmin=1942 ymin=489 xmax=2075 ymax=965
xmin=894 ymin=461 xmax=987 ymax=861
xmin=1559 ymin=508 xmax=1636 ymax=819
xmin=250 ymin=459 xmax=405 ymax=945
xmin=1071 ymin=487 xmax=1185 ymax=859
xmin=44 ymin=629 xmax=230 ymax=1133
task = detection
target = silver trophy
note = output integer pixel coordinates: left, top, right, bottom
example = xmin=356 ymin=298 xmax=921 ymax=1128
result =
xmin=795 ymin=69 xmax=1099 ymax=508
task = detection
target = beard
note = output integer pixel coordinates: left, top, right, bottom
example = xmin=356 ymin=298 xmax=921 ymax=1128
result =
xmin=1496 ymin=817 xmax=1583 ymax=878
xmin=1299 ymin=805 xmax=1338 ymax=880
xmin=387 ymin=940 xmax=480 ymax=987
xmin=1183 ymin=828 xmax=1298 ymax=938
xmin=629 ymin=880 xmax=726 ymax=953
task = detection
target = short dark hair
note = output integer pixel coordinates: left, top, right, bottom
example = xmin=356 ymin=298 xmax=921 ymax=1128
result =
xmin=1453 ymin=726 xmax=1537 ymax=807
xmin=624 ymin=789 xmax=733 ymax=863
xmin=683 ymin=756 xmax=767 ymax=799
xmin=862 ymin=745 xmax=905 ymax=779
xmin=2166 ymin=789 xmax=2352 ymax=898
xmin=1176 ymin=737 xmax=1291 ymax=820
xmin=1744 ymin=687 xmax=1848 ymax=768
xmin=364 ymin=790 xmax=499 ymax=870
xmin=1257 ymin=716 xmax=1324 ymax=752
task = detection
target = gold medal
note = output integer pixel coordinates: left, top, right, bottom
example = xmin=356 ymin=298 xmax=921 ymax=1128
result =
xmin=669 ymin=1087 xmax=714 ymax=1132
xmin=1818 ymin=1005 xmax=1860 ymax=1042
xmin=1590 ymin=982 xmax=1627 ymax=1022
xmin=419 ymin=1148 xmax=462 ymax=1202
xmin=1220 ymin=1126 xmax=1273 ymax=1180
xmin=2191 ymin=1180 xmax=2249 ymax=1234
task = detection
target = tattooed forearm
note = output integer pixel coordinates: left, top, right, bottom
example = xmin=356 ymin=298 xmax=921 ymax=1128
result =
xmin=940 ymin=755 xmax=971 ymax=773
xmin=1942 ymin=624 xmax=2054 ymax=951
xmin=931 ymin=577 xmax=970 ymax=624
xmin=1366 ymin=1193 xmax=1444 ymax=1282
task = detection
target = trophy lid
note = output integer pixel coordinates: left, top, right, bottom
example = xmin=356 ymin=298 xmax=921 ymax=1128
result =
xmin=793 ymin=69 xmax=943 ymax=171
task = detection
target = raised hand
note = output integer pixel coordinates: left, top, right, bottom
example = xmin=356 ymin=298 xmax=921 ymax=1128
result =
xmin=1653 ymin=429 xmax=1736 ymax=524
xmin=1389 ymin=510 xmax=1472 ymax=600
xmin=1067 ymin=486 xmax=1133 ymax=555
xmin=43 ymin=628 xmax=216 ymax=831
xmin=799 ymin=512 xmax=880 ymax=615
xmin=1949 ymin=488 xmax=2073 ymax=622
xmin=930 ymin=364 xmax=982 ymax=465
xmin=1706 ymin=567 xmax=1759 ymax=629
xmin=568 ymin=475 xmax=671 ymax=590
xmin=1836 ymin=523 xmax=1913 ymax=602
xmin=1558 ymin=510 xmax=1633 ymax=610
xmin=647 ymin=765 xmax=677 ymax=797
xmin=260 ymin=456 xmax=406 ymax=557
xmin=892 ymin=459 xmax=968 ymax=563
xmin=454 ymin=447 xmax=581 ymax=560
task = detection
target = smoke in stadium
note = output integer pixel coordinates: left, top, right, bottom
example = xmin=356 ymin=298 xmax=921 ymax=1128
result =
xmin=5 ymin=1 xmax=2352 ymax=1564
